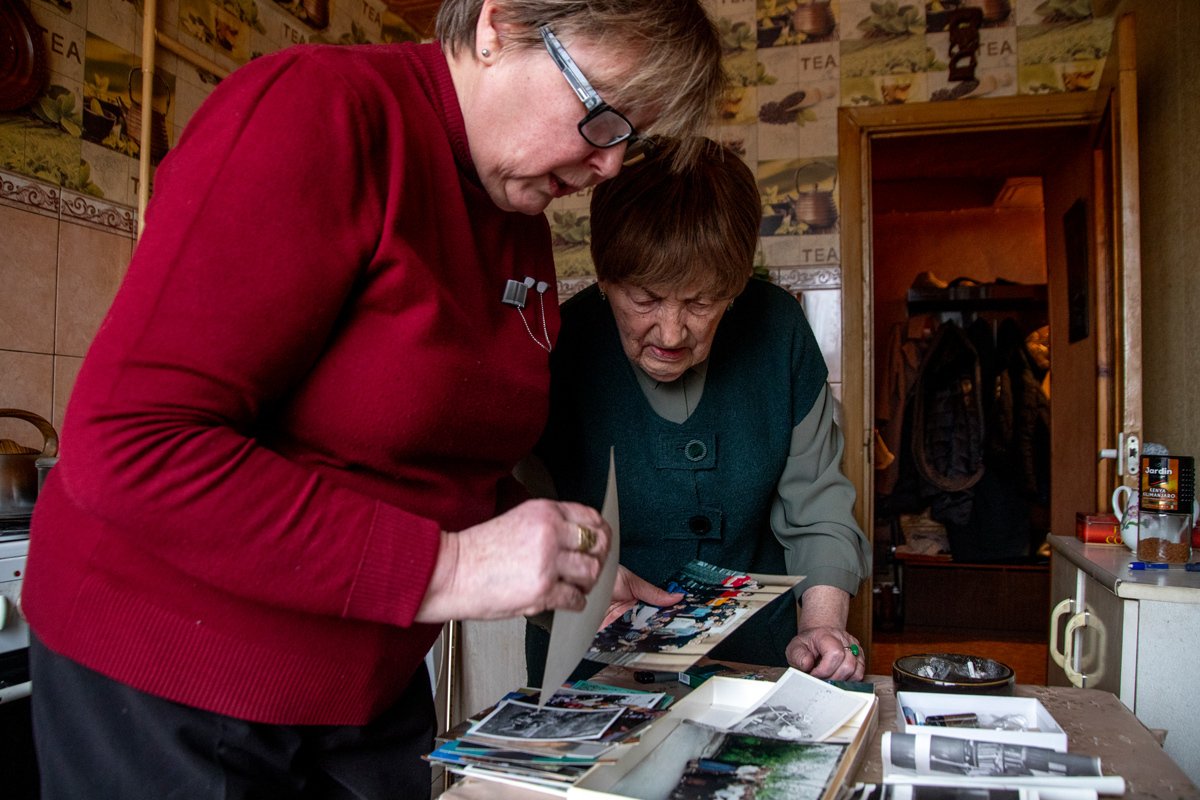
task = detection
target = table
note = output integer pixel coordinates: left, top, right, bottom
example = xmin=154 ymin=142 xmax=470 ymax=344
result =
xmin=860 ymin=676 xmax=1197 ymax=799
xmin=438 ymin=671 xmax=1199 ymax=800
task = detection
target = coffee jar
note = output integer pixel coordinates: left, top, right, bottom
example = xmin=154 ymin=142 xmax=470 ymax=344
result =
xmin=1136 ymin=454 xmax=1195 ymax=563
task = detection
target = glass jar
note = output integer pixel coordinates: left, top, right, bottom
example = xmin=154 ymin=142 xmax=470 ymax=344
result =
xmin=1136 ymin=455 xmax=1195 ymax=563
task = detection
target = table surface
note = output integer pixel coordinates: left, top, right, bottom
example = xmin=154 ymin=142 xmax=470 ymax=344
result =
xmin=439 ymin=670 xmax=1199 ymax=800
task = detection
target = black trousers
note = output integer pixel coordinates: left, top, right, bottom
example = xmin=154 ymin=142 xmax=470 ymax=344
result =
xmin=30 ymin=635 xmax=434 ymax=800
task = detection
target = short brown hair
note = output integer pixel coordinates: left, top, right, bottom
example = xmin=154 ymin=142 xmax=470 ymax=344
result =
xmin=590 ymin=138 xmax=760 ymax=299
xmin=435 ymin=1 xmax=725 ymax=166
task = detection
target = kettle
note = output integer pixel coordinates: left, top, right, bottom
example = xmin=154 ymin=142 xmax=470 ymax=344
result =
xmin=0 ymin=408 xmax=59 ymax=516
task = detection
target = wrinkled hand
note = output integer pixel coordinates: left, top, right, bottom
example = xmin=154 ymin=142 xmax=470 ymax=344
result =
xmin=785 ymin=626 xmax=865 ymax=681
xmin=600 ymin=566 xmax=684 ymax=629
xmin=415 ymin=499 xmax=610 ymax=623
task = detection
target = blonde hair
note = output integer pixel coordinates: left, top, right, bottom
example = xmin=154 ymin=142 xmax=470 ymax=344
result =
xmin=435 ymin=0 xmax=726 ymax=167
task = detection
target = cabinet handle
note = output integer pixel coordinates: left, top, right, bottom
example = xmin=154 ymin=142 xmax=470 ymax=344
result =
xmin=1048 ymin=597 xmax=1074 ymax=668
xmin=1063 ymin=610 xmax=1091 ymax=688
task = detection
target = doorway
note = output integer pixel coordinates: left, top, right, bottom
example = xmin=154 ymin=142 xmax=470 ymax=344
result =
xmin=837 ymin=94 xmax=1105 ymax=683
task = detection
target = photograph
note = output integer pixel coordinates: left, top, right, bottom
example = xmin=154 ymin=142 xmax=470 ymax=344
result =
xmin=669 ymin=734 xmax=848 ymax=800
xmin=469 ymin=699 xmax=624 ymax=743
xmin=584 ymin=561 xmax=797 ymax=669
xmin=884 ymin=733 xmax=1103 ymax=778
xmin=730 ymin=668 xmax=871 ymax=741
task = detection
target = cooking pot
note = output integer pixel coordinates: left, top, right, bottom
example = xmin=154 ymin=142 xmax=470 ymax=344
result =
xmin=0 ymin=408 xmax=59 ymax=516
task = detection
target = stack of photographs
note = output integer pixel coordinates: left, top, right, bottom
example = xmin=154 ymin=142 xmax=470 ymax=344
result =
xmin=590 ymin=669 xmax=876 ymax=800
xmin=427 ymin=685 xmax=672 ymax=794
xmin=585 ymin=561 xmax=800 ymax=671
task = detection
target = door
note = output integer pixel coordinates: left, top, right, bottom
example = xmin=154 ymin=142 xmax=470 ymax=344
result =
xmin=1093 ymin=12 xmax=1144 ymax=505
xmin=838 ymin=13 xmax=1143 ymax=652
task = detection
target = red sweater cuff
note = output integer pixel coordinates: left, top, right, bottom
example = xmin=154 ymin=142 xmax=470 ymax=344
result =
xmin=344 ymin=502 xmax=442 ymax=627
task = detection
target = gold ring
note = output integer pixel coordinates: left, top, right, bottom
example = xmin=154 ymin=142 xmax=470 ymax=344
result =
xmin=576 ymin=525 xmax=597 ymax=553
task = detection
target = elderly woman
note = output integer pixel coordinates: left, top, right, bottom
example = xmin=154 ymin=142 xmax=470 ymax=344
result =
xmin=528 ymin=138 xmax=870 ymax=687
xmin=21 ymin=2 xmax=723 ymax=797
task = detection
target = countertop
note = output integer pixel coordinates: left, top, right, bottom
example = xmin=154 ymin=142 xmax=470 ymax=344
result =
xmin=1049 ymin=535 xmax=1200 ymax=602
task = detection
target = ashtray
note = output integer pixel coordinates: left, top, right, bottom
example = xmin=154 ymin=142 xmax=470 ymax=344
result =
xmin=892 ymin=653 xmax=1015 ymax=695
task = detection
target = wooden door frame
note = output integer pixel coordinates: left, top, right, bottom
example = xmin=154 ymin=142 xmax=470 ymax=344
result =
xmin=836 ymin=92 xmax=1101 ymax=648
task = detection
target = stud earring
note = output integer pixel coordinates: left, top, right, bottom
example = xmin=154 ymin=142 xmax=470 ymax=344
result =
xmin=480 ymin=48 xmax=491 ymax=57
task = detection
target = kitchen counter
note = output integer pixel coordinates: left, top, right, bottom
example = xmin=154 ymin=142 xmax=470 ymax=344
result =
xmin=1049 ymin=534 xmax=1200 ymax=602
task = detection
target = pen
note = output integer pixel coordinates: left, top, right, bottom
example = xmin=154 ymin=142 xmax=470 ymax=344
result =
xmin=1128 ymin=561 xmax=1200 ymax=571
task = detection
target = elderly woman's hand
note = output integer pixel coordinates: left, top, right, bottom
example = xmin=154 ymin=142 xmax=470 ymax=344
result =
xmin=601 ymin=566 xmax=684 ymax=629
xmin=785 ymin=626 xmax=865 ymax=681
xmin=783 ymin=585 xmax=865 ymax=680
xmin=416 ymin=499 xmax=610 ymax=623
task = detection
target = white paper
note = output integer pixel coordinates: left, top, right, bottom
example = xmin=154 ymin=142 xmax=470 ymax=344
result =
xmin=540 ymin=450 xmax=620 ymax=705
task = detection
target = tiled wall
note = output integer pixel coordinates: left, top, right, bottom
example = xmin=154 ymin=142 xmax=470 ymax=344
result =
xmin=1 ymin=0 xmax=1112 ymax=447
xmin=0 ymin=173 xmax=133 ymax=445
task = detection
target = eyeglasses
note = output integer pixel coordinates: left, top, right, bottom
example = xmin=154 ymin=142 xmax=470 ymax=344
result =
xmin=539 ymin=25 xmax=640 ymax=152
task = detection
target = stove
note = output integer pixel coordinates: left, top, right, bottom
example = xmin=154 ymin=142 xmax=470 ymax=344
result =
xmin=0 ymin=511 xmax=31 ymax=703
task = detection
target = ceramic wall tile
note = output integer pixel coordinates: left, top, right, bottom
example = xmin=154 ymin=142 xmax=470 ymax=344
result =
xmin=52 ymin=354 xmax=84 ymax=437
xmin=0 ymin=204 xmax=59 ymax=354
xmin=55 ymin=218 xmax=131 ymax=356
xmin=80 ymin=139 xmax=133 ymax=206
xmin=546 ymin=186 xmax=596 ymax=281
xmin=0 ymin=169 xmax=60 ymax=218
xmin=799 ymin=286 xmax=843 ymax=383
xmin=0 ymin=351 xmax=55 ymax=445
xmin=35 ymin=3 xmax=87 ymax=85
xmin=87 ymin=0 xmax=139 ymax=54
xmin=33 ymin=0 xmax=87 ymax=31
xmin=59 ymin=184 xmax=136 ymax=234
xmin=1014 ymin=0 xmax=1093 ymax=27
xmin=158 ymin=0 xmax=182 ymax=38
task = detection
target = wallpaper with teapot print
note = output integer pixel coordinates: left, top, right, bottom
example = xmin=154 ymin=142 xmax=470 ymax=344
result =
xmin=0 ymin=0 xmax=1111 ymax=434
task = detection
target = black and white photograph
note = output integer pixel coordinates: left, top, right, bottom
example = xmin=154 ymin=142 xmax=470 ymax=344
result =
xmin=730 ymin=668 xmax=871 ymax=741
xmin=884 ymin=733 xmax=1103 ymax=779
xmin=469 ymin=699 xmax=625 ymax=743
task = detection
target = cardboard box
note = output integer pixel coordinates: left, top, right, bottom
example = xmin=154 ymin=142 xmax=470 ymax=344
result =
xmin=1075 ymin=512 xmax=1123 ymax=545
xmin=896 ymin=690 xmax=1067 ymax=751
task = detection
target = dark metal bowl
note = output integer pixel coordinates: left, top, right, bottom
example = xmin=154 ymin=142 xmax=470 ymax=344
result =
xmin=893 ymin=653 xmax=1015 ymax=695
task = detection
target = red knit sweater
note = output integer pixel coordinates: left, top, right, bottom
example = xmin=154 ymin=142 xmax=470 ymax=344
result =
xmin=23 ymin=43 xmax=558 ymax=725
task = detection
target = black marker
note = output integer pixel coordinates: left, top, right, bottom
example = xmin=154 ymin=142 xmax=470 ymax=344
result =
xmin=634 ymin=670 xmax=678 ymax=684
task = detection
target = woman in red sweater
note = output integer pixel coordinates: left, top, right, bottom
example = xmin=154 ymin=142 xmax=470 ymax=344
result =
xmin=21 ymin=1 xmax=724 ymax=797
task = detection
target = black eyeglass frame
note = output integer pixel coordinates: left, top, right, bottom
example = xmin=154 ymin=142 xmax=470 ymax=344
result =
xmin=538 ymin=25 xmax=640 ymax=151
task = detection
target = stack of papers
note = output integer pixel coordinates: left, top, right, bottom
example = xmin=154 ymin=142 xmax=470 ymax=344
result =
xmin=428 ymin=684 xmax=671 ymax=794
